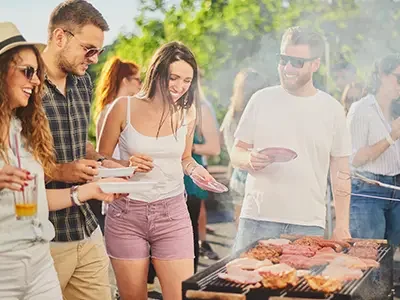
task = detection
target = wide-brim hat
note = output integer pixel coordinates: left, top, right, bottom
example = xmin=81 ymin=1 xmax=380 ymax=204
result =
xmin=0 ymin=22 xmax=46 ymax=56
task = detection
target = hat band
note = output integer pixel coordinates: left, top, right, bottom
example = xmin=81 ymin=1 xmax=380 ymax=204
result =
xmin=0 ymin=35 xmax=26 ymax=52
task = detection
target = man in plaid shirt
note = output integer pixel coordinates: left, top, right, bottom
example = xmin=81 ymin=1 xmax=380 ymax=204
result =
xmin=41 ymin=1 xmax=122 ymax=299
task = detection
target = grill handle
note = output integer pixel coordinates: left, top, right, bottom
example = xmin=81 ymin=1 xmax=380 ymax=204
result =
xmin=185 ymin=290 xmax=246 ymax=300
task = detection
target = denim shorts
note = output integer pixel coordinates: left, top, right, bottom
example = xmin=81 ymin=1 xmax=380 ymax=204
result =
xmin=233 ymin=218 xmax=324 ymax=253
xmin=350 ymin=171 xmax=400 ymax=246
xmin=105 ymin=193 xmax=194 ymax=260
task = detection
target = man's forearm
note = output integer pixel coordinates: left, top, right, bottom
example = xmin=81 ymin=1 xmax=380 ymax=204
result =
xmin=86 ymin=142 xmax=102 ymax=160
xmin=330 ymin=158 xmax=351 ymax=229
xmin=230 ymin=146 xmax=251 ymax=170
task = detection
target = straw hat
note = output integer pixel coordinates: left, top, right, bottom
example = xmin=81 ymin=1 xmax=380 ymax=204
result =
xmin=0 ymin=22 xmax=46 ymax=56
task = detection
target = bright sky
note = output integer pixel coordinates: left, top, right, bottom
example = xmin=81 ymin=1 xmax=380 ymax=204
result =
xmin=0 ymin=0 xmax=144 ymax=46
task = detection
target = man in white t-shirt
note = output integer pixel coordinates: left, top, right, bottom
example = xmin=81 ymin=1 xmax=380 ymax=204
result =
xmin=230 ymin=26 xmax=352 ymax=252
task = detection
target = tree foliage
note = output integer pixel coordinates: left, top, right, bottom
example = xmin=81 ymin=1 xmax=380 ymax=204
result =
xmin=88 ymin=0 xmax=400 ymax=159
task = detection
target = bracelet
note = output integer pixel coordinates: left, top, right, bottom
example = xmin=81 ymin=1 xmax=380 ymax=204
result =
xmin=184 ymin=161 xmax=198 ymax=176
xmin=386 ymin=135 xmax=395 ymax=146
xmin=188 ymin=164 xmax=199 ymax=176
xmin=70 ymin=185 xmax=83 ymax=206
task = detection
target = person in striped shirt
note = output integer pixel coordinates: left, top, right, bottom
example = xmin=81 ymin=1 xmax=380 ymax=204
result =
xmin=347 ymin=53 xmax=400 ymax=246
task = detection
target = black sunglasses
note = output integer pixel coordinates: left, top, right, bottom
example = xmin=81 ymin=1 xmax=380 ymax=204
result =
xmin=277 ymin=54 xmax=318 ymax=68
xmin=16 ymin=65 xmax=39 ymax=80
xmin=392 ymin=73 xmax=400 ymax=84
xmin=64 ymin=30 xmax=104 ymax=58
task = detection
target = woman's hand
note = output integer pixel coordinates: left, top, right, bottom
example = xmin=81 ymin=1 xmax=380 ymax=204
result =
xmin=129 ymin=153 xmax=154 ymax=173
xmin=191 ymin=165 xmax=214 ymax=182
xmin=79 ymin=178 xmax=128 ymax=203
xmin=0 ymin=165 xmax=33 ymax=192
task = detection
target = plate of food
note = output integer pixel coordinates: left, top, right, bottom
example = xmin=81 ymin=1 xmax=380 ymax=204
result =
xmin=190 ymin=174 xmax=229 ymax=193
xmin=96 ymin=166 xmax=137 ymax=178
xmin=256 ymin=147 xmax=297 ymax=163
xmin=97 ymin=181 xmax=156 ymax=194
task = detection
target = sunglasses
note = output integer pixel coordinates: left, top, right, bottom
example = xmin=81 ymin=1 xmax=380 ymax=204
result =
xmin=278 ymin=54 xmax=318 ymax=68
xmin=16 ymin=65 xmax=39 ymax=80
xmin=64 ymin=30 xmax=104 ymax=58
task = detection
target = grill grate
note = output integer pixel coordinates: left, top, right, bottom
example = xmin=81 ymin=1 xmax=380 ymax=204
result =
xmin=182 ymin=240 xmax=393 ymax=300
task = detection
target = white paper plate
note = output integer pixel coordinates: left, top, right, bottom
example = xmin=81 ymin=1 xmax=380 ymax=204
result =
xmin=97 ymin=181 xmax=158 ymax=194
xmin=96 ymin=167 xmax=136 ymax=178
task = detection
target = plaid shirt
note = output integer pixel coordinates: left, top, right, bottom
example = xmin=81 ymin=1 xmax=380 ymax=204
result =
xmin=43 ymin=73 xmax=98 ymax=242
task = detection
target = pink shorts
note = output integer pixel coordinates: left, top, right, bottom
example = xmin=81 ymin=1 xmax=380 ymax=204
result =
xmin=104 ymin=193 xmax=194 ymax=260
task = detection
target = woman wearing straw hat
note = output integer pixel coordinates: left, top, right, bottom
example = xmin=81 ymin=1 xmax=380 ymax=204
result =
xmin=0 ymin=22 xmax=124 ymax=299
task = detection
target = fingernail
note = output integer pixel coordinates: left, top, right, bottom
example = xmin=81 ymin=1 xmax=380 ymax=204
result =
xmin=25 ymin=171 xmax=31 ymax=175
xmin=20 ymin=187 xmax=24 ymax=191
xmin=24 ymin=182 xmax=28 ymax=186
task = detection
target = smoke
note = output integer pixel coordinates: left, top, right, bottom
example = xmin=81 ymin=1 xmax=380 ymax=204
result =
xmin=203 ymin=0 xmax=399 ymax=107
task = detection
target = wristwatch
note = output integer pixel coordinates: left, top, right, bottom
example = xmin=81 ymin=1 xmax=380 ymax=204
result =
xmin=97 ymin=157 xmax=106 ymax=163
xmin=70 ymin=185 xmax=83 ymax=206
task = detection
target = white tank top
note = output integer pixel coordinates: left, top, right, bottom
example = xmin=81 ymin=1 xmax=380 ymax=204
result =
xmin=118 ymin=97 xmax=187 ymax=202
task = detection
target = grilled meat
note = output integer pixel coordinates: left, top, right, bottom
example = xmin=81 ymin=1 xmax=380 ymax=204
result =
xmin=292 ymin=237 xmax=345 ymax=252
xmin=292 ymin=237 xmax=322 ymax=249
xmin=348 ymin=246 xmax=378 ymax=260
xmin=226 ymin=257 xmax=272 ymax=272
xmin=360 ymin=258 xmax=380 ymax=268
xmin=304 ymin=275 xmax=343 ymax=293
xmin=330 ymin=256 xmax=368 ymax=270
xmin=242 ymin=244 xmax=282 ymax=263
xmin=353 ymin=240 xmax=380 ymax=249
xmin=322 ymin=265 xmax=363 ymax=281
xmin=279 ymin=254 xmax=330 ymax=269
xmin=317 ymin=247 xmax=336 ymax=253
xmin=218 ymin=269 xmax=262 ymax=284
xmin=257 ymin=264 xmax=298 ymax=289
xmin=281 ymin=244 xmax=317 ymax=257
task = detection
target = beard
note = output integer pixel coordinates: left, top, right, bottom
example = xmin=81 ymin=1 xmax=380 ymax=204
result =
xmin=56 ymin=48 xmax=85 ymax=76
xmin=279 ymin=70 xmax=312 ymax=92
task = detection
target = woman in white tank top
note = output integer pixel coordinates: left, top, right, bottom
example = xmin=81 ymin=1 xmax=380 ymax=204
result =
xmin=98 ymin=42 xmax=216 ymax=300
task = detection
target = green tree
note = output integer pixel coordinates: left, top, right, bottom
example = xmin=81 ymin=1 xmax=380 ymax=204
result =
xmin=88 ymin=0 xmax=400 ymax=162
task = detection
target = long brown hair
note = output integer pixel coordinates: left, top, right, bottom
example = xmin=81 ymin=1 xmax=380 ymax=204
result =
xmin=0 ymin=46 xmax=55 ymax=176
xmin=366 ymin=54 xmax=400 ymax=95
xmin=94 ymin=56 xmax=139 ymax=120
xmin=137 ymin=41 xmax=200 ymax=137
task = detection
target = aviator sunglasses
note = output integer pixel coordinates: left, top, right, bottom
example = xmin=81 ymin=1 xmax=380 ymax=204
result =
xmin=277 ymin=54 xmax=318 ymax=68
xmin=16 ymin=65 xmax=39 ymax=80
xmin=64 ymin=30 xmax=104 ymax=58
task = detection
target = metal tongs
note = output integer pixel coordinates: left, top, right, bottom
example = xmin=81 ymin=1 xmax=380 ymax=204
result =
xmin=336 ymin=171 xmax=400 ymax=202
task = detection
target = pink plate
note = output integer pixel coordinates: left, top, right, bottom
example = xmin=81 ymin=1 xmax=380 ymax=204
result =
xmin=191 ymin=174 xmax=229 ymax=193
xmin=257 ymin=147 xmax=297 ymax=163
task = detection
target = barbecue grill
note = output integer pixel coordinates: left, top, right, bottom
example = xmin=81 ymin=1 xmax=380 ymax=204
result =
xmin=182 ymin=239 xmax=394 ymax=300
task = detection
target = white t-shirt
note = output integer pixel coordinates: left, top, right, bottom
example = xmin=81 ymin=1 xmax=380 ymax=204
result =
xmin=234 ymin=85 xmax=351 ymax=228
